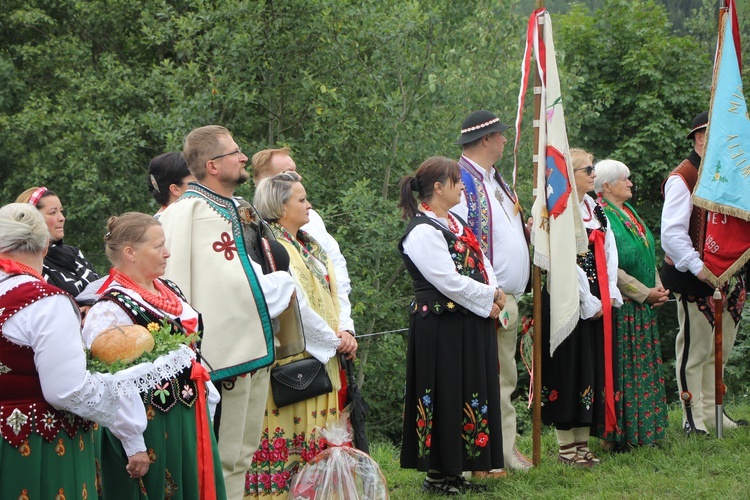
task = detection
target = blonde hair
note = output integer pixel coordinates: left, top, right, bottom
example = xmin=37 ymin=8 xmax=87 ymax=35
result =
xmin=104 ymin=212 xmax=161 ymax=264
xmin=570 ymin=148 xmax=594 ymax=171
xmin=0 ymin=203 xmax=50 ymax=255
xmin=182 ymin=125 xmax=231 ymax=180
xmin=253 ymin=171 xmax=303 ymax=222
xmin=252 ymin=147 xmax=292 ymax=184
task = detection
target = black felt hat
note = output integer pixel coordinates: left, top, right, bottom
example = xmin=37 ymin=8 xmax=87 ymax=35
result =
xmin=687 ymin=110 xmax=709 ymax=140
xmin=455 ymin=110 xmax=511 ymax=145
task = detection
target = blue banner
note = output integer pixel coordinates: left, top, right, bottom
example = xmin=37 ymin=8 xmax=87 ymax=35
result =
xmin=693 ymin=10 xmax=750 ymax=220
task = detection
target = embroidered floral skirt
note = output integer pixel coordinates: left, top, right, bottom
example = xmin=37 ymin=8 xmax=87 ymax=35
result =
xmin=0 ymin=425 xmax=99 ymax=499
xmin=245 ymin=353 xmax=343 ymax=498
xmin=598 ymin=299 xmax=667 ymax=445
xmin=99 ymin=390 xmax=226 ymax=500
xmin=541 ymin=289 xmax=606 ymax=430
xmin=400 ymin=306 xmax=503 ymax=476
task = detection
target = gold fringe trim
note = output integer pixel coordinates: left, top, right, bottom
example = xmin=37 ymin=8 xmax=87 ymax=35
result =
xmin=692 ymin=195 xmax=750 ymax=222
xmin=702 ymin=248 xmax=750 ymax=288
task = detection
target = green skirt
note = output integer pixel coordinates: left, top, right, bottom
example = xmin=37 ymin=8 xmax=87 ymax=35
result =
xmin=99 ymin=399 xmax=226 ymax=499
xmin=0 ymin=425 xmax=99 ymax=499
xmin=601 ymin=299 xmax=668 ymax=446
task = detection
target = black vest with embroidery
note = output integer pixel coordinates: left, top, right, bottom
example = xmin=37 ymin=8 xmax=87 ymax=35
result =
xmin=99 ymin=280 xmax=202 ymax=414
xmin=399 ymin=214 xmax=488 ymax=316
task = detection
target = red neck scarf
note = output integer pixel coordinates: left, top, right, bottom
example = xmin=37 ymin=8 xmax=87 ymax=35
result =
xmin=0 ymin=258 xmax=44 ymax=281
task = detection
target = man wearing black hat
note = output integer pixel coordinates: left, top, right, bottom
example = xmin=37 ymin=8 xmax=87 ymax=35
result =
xmin=453 ymin=110 xmax=532 ymax=474
xmin=661 ymin=111 xmax=748 ymax=436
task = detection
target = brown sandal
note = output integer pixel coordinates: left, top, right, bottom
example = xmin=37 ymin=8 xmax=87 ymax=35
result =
xmin=574 ymin=441 xmax=600 ymax=464
xmin=558 ymin=443 xmax=594 ymax=468
xmin=557 ymin=453 xmax=594 ymax=468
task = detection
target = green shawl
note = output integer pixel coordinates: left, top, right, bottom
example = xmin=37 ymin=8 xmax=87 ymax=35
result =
xmin=600 ymin=197 xmax=656 ymax=288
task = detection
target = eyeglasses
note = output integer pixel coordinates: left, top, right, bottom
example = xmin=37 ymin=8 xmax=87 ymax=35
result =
xmin=210 ymin=148 xmax=243 ymax=161
xmin=574 ymin=165 xmax=595 ymax=176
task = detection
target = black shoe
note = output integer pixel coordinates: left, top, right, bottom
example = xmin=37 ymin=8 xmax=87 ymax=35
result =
xmin=449 ymin=475 xmax=488 ymax=493
xmin=724 ymin=410 xmax=749 ymax=426
xmin=422 ymin=478 xmax=460 ymax=496
xmin=684 ymin=422 xmax=709 ymax=437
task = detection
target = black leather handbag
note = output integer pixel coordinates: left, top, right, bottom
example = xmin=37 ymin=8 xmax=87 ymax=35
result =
xmin=270 ymin=358 xmax=333 ymax=408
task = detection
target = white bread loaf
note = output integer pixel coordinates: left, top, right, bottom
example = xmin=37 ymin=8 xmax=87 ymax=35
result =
xmin=91 ymin=324 xmax=155 ymax=365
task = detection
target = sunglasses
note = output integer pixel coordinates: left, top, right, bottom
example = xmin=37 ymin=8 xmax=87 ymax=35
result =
xmin=574 ymin=165 xmax=595 ymax=176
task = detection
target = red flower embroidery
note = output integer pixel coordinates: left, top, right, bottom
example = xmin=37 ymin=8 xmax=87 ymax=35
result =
xmin=475 ymin=433 xmax=488 ymax=447
xmin=417 ymin=419 xmax=426 ymax=428
xmin=463 ymin=423 xmax=475 ymax=432
xmin=549 ymin=390 xmax=558 ymax=402
xmin=425 ymin=434 xmax=432 ymax=448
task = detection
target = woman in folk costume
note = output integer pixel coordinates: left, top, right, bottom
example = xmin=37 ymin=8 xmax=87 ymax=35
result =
xmin=397 ymin=157 xmax=505 ymax=496
xmin=247 ymin=171 xmax=357 ymax=498
xmin=594 ymin=159 xmax=669 ymax=449
xmin=540 ymin=148 xmax=622 ymax=467
xmin=0 ymin=203 xmax=126 ymax=499
xmin=16 ymin=187 xmax=100 ymax=310
xmin=82 ymin=213 xmax=226 ymax=499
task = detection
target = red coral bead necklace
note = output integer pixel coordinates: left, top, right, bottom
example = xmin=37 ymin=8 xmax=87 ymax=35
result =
xmin=113 ymin=269 xmax=183 ymax=316
xmin=421 ymin=202 xmax=460 ymax=234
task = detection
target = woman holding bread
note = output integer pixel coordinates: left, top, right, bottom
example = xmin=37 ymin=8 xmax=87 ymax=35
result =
xmin=0 ymin=203 xmax=128 ymax=498
xmin=82 ymin=212 xmax=226 ymax=499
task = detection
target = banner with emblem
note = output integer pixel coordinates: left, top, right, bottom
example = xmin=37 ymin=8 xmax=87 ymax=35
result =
xmin=517 ymin=9 xmax=588 ymax=355
xmin=692 ymin=0 xmax=750 ymax=286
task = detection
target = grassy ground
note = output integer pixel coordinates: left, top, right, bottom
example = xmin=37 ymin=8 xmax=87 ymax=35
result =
xmin=369 ymin=404 xmax=750 ymax=499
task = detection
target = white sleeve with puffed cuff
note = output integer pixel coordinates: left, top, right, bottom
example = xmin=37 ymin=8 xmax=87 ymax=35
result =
xmin=107 ymin=392 xmax=148 ymax=456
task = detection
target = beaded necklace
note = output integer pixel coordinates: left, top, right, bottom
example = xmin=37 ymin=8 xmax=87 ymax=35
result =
xmin=421 ymin=202 xmax=460 ymax=234
xmin=113 ymin=269 xmax=183 ymax=316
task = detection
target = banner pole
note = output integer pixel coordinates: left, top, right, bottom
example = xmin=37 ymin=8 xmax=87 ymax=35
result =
xmin=715 ymin=289 xmax=724 ymax=438
xmin=713 ymin=0 xmax=728 ymax=440
xmin=531 ymin=0 xmax=545 ymax=467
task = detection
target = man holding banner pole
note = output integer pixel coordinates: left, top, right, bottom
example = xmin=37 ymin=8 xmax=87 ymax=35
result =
xmin=660 ymin=110 xmax=747 ymax=437
xmin=662 ymin=0 xmax=750 ymax=437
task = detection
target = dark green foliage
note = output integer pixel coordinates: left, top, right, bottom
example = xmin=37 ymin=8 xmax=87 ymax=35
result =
xmin=2 ymin=0 xmax=750 ymax=444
